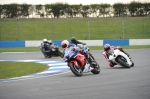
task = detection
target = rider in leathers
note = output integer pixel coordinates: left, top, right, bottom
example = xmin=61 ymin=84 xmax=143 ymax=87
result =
xmin=61 ymin=40 xmax=86 ymax=56
xmin=61 ymin=40 xmax=94 ymax=70
xmin=70 ymin=37 xmax=94 ymax=63
xmin=41 ymin=39 xmax=53 ymax=50
xmin=70 ymin=37 xmax=86 ymax=45
xmin=103 ymin=44 xmax=130 ymax=67
xmin=41 ymin=38 xmax=53 ymax=57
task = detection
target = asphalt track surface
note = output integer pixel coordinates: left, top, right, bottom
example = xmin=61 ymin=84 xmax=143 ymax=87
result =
xmin=0 ymin=49 xmax=150 ymax=99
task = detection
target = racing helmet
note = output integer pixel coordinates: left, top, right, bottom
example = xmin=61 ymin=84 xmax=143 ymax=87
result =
xmin=61 ymin=40 xmax=69 ymax=48
xmin=71 ymin=37 xmax=76 ymax=43
xmin=43 ymin=38 xmax=48 ymax=43
xmin=104 ymin=44 xmax=111 ymax=51
xmin=49 ymin=41 xmax=52 ymax=44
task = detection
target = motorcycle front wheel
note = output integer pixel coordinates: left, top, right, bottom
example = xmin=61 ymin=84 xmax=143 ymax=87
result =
xmin=69 ymin=62 xmax=83 ymax=77
xmin=130 ymin=59 xmax=134 ymax=67
xmin=58 ymin=51 xmax=64 ymax=58
xmin=116 ymin=56 xmax=130 ymax=68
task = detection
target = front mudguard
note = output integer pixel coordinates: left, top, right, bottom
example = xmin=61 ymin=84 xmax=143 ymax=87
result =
xmin=67 ymin=61 xmax=79 ymax=69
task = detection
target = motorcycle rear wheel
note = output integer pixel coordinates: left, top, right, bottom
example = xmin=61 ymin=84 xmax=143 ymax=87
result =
xmin=91 ymin=61 xmax=100 ymax=74
xmin=70 ymin=63 xmax=83 ymax=77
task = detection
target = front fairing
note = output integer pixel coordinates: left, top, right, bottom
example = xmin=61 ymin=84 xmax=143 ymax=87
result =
xmin=64 ymin=47 xmax=79 ymax=60
xmin=64 ymin=47 xmax=85 ymax=68
xmin=109 ymin=49 xmax=131 ymax=66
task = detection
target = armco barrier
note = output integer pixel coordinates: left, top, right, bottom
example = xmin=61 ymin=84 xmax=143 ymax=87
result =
xmin=103 ymin=39 xmax=129 ymax=46
xmin=129 ymin=39 xmax=150 ymax=45
xmin=0 ymin=41 xmax=25 ymax=48
xmin=0 ymin=39 xmax=150 ymax=48
xmin=52 ymin=40 xmax=63 ymax=47
xmin=25 ymin=40 xmax=46 ymax=47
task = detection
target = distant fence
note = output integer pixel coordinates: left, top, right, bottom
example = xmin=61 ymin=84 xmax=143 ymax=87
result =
xmin=0 ymin=39 xmax=150 ymax=48
xmin=0 ymin=17 xmax=150 ymax=40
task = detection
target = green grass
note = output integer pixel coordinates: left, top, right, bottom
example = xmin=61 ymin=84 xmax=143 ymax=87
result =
xmin=0 ymin=47 xmax=40 ymax=52
xmin=0 ymin=17 xmax=150 ymax=40
xmin=0 ymin=62 xmax=48 ymax=79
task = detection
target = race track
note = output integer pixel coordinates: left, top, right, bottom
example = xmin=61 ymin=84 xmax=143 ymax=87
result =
xmin=0 ymin=49 xmax=150 ymax=99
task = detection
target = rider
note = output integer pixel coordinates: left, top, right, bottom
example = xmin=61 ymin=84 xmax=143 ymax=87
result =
xmin=61 ymin=40 xmax=94 ymax=70
xmin=70 ymin=37 xmax=94 ymax=62
xmin=103 ymin=44 xmax=130 ymax=67
xmin=61 ymin=40 xmax=88 ymax=61
xmin=70 ymin=37 xmax=86 ymax=45
xmin=41 ymin=38 xmax=53 ymax=57
xmin=61 ymin=40 xmax=81 ymax=60
xmin=41 ymin=38 xmax=53 ymax=50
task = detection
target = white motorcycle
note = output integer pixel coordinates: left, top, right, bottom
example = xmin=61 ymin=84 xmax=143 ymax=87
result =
xmin=109 ymin=49 xmax=134 ymax=68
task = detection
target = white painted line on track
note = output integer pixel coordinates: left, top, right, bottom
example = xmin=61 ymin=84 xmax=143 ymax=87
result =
xmin=0 ymin=60 xmax=70 ymax=83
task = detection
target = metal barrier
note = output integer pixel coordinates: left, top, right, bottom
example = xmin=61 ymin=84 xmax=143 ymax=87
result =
xmin=0 ymin=39 xmax=150 ymax=48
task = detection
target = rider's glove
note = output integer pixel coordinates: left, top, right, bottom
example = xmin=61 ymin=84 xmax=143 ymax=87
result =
xmin=83 ymin=48 xmax=88 ymax=54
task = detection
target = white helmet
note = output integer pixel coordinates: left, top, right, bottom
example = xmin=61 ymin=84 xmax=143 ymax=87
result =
xmin=61 ymin=40 xmax=69 ymax=48
xmin=43 ymin=38 xmax=48 ymax=43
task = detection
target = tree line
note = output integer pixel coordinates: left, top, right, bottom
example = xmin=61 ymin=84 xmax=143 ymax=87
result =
xmin=0 ymin=1 xmax=150 ymax=18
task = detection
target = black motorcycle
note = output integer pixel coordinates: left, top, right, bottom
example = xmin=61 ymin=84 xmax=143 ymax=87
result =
xmin=40 ymin=43 xmax=64 ymax=58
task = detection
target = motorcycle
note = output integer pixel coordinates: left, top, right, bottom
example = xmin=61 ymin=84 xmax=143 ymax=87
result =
xmin=40 ymin=43 xmax=64 ymax=58
xmin=108 ymin=49 xmax=134 ymax=68
xmin=64 ymin=47 xmax=100 ymax=77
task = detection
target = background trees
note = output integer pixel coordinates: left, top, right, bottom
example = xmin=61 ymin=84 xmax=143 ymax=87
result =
xmin=0 ymin=1 xmax=150 ymax=18
xmin=113 ymin=3 xmax=127 ymax=17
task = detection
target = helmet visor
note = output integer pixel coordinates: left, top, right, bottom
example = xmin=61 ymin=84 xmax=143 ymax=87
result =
xmin=62 ymin=44 xmax=67 ymax=48
xmin=104 ymin=47 xmax=110 ymax=51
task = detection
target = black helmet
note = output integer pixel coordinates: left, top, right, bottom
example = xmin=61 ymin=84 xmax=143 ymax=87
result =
xmin=71 ymin=37 xmax=76 ymax=43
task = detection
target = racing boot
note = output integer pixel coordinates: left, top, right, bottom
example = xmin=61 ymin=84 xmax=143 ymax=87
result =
xmin=109 ymin=62 xmax=117 ymax=67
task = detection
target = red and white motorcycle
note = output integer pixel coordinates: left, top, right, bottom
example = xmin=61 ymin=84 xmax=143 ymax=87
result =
xmin=64 ymin=47 xmax=100 ymax=77
xmin=109 ymin=49 xmax=134 ymax=68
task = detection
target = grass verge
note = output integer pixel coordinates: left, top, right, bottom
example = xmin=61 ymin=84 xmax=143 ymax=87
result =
xmin=0 ymin=62 xmax=48 ymax=79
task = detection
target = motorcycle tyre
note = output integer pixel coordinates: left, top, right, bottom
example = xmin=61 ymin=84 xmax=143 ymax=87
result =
xmin=89 ymin=53 xmax=95 ymax=60
xmin=130 ymin=59 xmax=134 ymax=67
xmin=43 ymin=53 xmax=48 ymax=58
xmin=116 ymin=57 xmax=130 ymax=68
xmin=91 ymin=61 xmax=100 ymax=74
xmin=58 ymin=51 xmax=64 ymax=58
xmin=69 ymin=63 xmax=83 ymax=77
